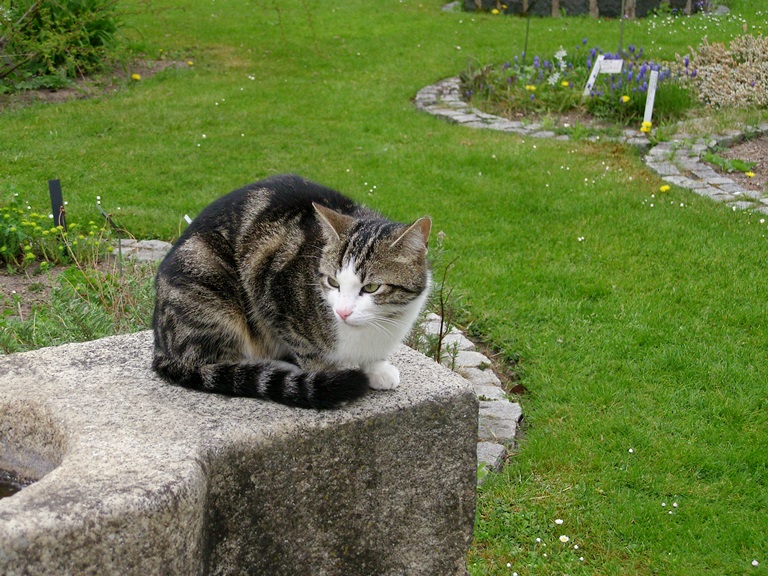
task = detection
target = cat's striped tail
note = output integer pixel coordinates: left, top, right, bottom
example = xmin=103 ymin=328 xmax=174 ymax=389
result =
xmin=152 ymin=357 xmax=369 ymax=410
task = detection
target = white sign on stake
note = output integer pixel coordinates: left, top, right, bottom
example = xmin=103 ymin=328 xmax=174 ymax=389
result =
xmin=600 ymin=59 xmax=624 ymax=74
xmin=582 ymin=55 xmax=625 ymax=98
xmin=583 ymin=55 xmax=604 ymax=98
xmin=643 ymin=70 xmax=659 ymax=124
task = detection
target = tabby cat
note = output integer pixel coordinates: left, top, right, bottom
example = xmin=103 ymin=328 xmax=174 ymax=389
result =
xmin=152 ymin=174 xmax=432 ymax=409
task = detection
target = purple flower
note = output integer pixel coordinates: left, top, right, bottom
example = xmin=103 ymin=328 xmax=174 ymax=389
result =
xmin=530 ymin=94 xmax=535 ymax=101
xmin=684 ymin=55 xmax=690 ymax=67
xmin=587 ymin=58 xmax=592 ymax=68
xmin=502 ymin=61 xmax=511 ymax=69
xmin=533 ymin=55 xmax=540 ymax=68
xmin=691 ymin=70 xmax=697 ymax=78
xmin=582 ymin=38 xmax=588 ymax=44
xmin=628 ymin=44 xmax=636 ymax=53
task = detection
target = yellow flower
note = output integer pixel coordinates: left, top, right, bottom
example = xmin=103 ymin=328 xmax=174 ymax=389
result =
xmin=659 ymin=185 xmax=671 ymax=193
xmin=621 ymin=95 xmax=630 ymax=103
xmin=640 ymin=121 xmax=652 ymax=133
xmin=525 ymin=84 xmax=536 ymax=91
xmin=746 ymin=171 xmax=755 ymax=178
xmin=187 ymin=61 xmax=194 ymax=66
xmin=561 ymin=81 xmax=569 ymax=87
xmin=491 ymin=8 xmax=499 ymax=14
xmin=131 ymin=73 xmax=141 ymax=81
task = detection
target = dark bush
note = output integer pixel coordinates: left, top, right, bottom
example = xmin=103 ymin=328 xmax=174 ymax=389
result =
xmin=0 ymin=0 xmax=121 ymax=92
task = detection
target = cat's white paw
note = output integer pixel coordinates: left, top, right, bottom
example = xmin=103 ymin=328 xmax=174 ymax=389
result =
xmin=365 ymin=361 xmax=400 ymax=390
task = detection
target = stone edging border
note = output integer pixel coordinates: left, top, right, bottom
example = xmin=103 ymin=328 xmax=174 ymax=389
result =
xmin=415 ymin=77 xmax=768 ymax=213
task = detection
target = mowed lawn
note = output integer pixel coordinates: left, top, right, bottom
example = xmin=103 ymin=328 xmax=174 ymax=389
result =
xmin=2 ymin=1 xmax=768 ymax=574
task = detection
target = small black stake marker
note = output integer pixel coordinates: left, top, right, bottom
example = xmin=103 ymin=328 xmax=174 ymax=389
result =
xmin=48 ymin=179 xmax=67 ymax=231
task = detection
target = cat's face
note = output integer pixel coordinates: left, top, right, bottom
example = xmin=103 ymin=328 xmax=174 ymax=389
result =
xmin=314 ymin=205 xmax=431 ymax=330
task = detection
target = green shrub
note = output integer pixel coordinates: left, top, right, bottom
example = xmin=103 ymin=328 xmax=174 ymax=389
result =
xmin=0 ymin=0 xmax=121 ymax=93
xmin=0 ymin=185 xmax=114 ymax=272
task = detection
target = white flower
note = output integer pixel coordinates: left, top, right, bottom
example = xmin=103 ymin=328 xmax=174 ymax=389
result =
xmin=555 ymin=519 xmax=564 ymax=525
xmin=559 ymin=535 xmax=570 ymax=543
xmin=752 ymin=560 xmax=759 ymax=567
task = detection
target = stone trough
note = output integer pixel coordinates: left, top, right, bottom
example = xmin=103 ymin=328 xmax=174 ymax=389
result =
xmin=0 ymin=331 xmax=478 ymax=575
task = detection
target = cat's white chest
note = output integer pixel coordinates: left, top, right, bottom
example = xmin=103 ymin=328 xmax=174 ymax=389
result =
xmin=332 ymin=321 xmax=401 ymax=366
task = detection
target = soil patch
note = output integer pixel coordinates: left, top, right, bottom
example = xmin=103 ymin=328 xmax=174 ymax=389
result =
xmin=706 ymin=134 xmax=768 ymax=194
xmin=0 ymin=59 xmax=188 ymax=110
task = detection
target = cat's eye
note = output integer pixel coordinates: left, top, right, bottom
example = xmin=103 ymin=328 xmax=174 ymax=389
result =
xmin=327 ymin=277 xmax=340 ymax=289
xmin=361 ymin=283 xmax=380 ymax=294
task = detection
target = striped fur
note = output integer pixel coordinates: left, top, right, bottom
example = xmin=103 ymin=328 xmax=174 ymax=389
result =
xmin=152 ymin=174 xmax=431 ymax=409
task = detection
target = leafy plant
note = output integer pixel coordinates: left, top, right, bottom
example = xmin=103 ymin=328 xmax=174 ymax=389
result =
xmin=0 ymin=0 xmax=122 ymax=92
xmin=1 ymin=185 xmax=115 ymax=273
xmin=683 ymin=34 xmax=768 ymax=108
xmin=701 ymin=150 xmax=756 ymax=173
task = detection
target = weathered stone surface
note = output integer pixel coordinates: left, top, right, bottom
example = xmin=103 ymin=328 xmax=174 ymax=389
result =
xmin=478 ymin=399 xmax=523 ymax=443
xmin=455 ymin=350 xmax=492 ymax=368
xmin=473 ymin=384 xmax=506 ymax=401
xmin=118 ymin=238 xmax=172 ymax=262
xmin=0 ymin=331 xmax=477 ymax=576
xmin=461 ymin=367 xmax=502 ymax=387
xmin=477 ymin=442 xmax=506 ymax=473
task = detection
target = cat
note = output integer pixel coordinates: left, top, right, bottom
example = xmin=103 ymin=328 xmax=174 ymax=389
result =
xmin=151 ymin=174 xmax=432 ymax=409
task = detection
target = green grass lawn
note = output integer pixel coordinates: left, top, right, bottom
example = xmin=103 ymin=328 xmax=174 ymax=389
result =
xmin=2 ymin=1 xmax=768 ymax=573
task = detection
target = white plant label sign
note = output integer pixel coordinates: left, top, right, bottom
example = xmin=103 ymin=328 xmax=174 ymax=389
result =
xmin=582 ymin=55 xmax=625 ymax=97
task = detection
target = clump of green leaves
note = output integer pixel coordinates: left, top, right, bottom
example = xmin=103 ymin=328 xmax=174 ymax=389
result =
xmin=701 ymin=150 xmax=756 ymax=174
xmin=0 ymin=0 xmax=122 ymax=93
xmin=1 ymin=185 xmax=114 ymax=273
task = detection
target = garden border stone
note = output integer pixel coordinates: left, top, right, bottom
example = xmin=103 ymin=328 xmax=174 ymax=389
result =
xmin=415 ymin=77 xmax=768 ymax=213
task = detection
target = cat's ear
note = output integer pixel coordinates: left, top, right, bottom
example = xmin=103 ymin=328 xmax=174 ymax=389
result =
xmin=313 ymin=203 xmax=355 ymax=240
xmin=391 ymin=217 xmax=431 ymax=253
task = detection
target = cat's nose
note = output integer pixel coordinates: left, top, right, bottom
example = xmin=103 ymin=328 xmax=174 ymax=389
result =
xmin=336 ymin=308 xmax=353 ymax=321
